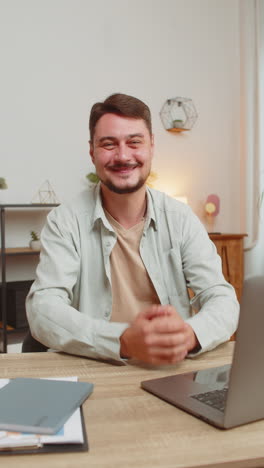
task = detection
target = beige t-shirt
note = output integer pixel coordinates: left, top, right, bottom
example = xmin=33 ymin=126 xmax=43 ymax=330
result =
xmin=104 ymin=211 xmax=160 ymax=323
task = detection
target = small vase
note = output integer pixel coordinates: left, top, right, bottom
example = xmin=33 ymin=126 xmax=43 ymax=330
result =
xmin=30 ymin=240 xmax=41 ymax=251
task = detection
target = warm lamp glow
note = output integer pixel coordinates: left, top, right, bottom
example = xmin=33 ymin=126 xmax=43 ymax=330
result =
xmin=173 ymin=195 xmax=188 ymax=204
xmin=154 ymin=183 xmax=188 ymax=204
xmin=205 ymin=202 xmax=216 ymax=215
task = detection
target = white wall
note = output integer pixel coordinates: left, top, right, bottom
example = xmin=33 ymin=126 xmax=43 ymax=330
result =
xmin=244 ymin=0 xmax=264 ymax=278
xmin=0 ymin=0 xmax=242 ymax=280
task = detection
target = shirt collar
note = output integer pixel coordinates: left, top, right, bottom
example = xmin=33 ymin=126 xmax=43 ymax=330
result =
xmin=91 ymin=183 xmax=114 ymax=231
xmin=91 ymin=182 xmax=157 ymax=231
xmin=145 ymin=187 xmax=157 ymax=231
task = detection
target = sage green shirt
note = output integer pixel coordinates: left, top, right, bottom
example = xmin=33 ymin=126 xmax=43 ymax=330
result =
xmin=26 ymin=184 xmax=239 ymax=362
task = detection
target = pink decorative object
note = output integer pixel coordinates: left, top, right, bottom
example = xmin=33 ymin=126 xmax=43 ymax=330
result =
xmin=205 ymin=194 xmax=220 ymax=217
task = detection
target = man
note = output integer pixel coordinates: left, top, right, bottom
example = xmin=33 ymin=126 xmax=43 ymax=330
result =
xmin=26 ymin=93 xmax=239 ymax=365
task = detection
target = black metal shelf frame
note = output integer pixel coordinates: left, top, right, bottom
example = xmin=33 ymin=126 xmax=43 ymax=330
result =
xmin=0 ymin=204 xmax=58 ymax=353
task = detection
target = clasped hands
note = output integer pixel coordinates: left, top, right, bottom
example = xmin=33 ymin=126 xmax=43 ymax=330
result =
xmin=120 ymin=305 xmax=199 ymax=365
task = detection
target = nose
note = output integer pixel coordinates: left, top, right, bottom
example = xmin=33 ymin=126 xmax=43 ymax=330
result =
xmin=114 ymin=142 xmax=130 ymax=162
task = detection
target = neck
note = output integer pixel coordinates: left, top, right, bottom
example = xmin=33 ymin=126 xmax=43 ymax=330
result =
xmin=101 ymin=185 xmax=147 ymax=229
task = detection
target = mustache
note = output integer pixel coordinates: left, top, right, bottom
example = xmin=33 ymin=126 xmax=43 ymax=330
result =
xmin=106 ymin=163 xmax=142 ymax=170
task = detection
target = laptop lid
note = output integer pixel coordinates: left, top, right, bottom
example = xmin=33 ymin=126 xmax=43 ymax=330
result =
xmin=223 ymin=276 xmax=264 ymax=427
xmin=141 ymin=276 xmax=264 ymax=429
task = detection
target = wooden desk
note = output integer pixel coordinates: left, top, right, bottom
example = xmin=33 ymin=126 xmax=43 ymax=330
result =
xmin=0 ymin=343 xmax=264 ymax=468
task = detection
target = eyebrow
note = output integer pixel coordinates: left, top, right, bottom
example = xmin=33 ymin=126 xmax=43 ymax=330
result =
xmin=97 ymin=136 xmax=116 ymax=144
xmin=97 ymin=133 xmax=145 ymax=144
xmin=127 ymin=133 xmax=145 ymax=139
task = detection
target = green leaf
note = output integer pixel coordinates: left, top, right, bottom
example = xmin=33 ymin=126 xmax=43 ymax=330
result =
xmin=30 ymin=231 xmax=40 ymax=241
xmin=0 ymin=177 xmax=8 ymax=189
xmin=86 ymin=173 xmax=100 ymax=183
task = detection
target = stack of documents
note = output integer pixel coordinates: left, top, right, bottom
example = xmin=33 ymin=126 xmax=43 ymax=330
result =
xmin=0 ymin=377 xmax=93 ymax=454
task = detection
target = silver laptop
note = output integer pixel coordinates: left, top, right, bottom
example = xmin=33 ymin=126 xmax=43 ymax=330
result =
xmin=141 ymin=276 xmax=264 ymax=429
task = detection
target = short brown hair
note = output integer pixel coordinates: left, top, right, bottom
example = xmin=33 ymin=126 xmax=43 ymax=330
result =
xmin=89 ymin=93 xmax=152 ymax=142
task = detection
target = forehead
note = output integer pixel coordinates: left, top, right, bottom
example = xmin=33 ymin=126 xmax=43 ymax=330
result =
xmin=94 ymin=113 xmax=150 ymax=141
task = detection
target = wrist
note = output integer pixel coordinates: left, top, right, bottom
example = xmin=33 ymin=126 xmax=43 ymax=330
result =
xmin=120 ymin=328 xmax=131 ymax=359
xmin=185 ymin=323 xmax=201 ymax=353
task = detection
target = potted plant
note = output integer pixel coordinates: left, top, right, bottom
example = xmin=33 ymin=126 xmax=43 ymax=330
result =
xmin=0 ymin=177 xmax=8 ymax=204
xmin=30 ymin=231 xmax=41 ymax=250
xmin=172 ymin=119 xmax=184 ymax=129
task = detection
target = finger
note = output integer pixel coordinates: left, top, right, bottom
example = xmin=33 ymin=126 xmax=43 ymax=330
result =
xmin=144 ymin=331 xmax=187 ymax=348
xmin=162 ymin=305 xmax=178 ymax=315
xmin=149 ymin=316 xmax=187 ymax=335
xmin=146 ymin=345 xmax=188 ymax=364
xmin=141 ymin=305 xmax=172 ymax=321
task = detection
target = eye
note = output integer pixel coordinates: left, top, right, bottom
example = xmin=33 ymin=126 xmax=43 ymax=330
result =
xmin=102 ymin=142 xmax=115 ymax=149
xmin=128 ymin=140 xmax=142 ymax=146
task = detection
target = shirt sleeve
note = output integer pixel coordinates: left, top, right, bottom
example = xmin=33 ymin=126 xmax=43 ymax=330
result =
xmin=180 ymin=209 xmax=240 ymax=354
xmin=26 ymin=208 xmax=129 ymax=363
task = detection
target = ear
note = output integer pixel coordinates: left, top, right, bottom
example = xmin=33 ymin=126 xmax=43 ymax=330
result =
xmin=89 ymin=141 xmax=94 ymax=164
xmin=150 ymin=133 xmax=155 ymax=159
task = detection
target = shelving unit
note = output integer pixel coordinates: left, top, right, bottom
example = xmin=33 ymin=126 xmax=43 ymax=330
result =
xmin=0 ymin=203 xmax=58 ymax=353
xmin=209 ymin=233 xmax=247 ymax=301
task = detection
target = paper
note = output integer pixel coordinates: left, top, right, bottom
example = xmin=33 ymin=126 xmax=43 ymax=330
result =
xmin=0 ymin=377 xmax=86 ymax=449
xmin=0 ymin=376 xmax=93 ymax=434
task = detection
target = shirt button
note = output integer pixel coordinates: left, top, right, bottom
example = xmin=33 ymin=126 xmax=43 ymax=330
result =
xmin=104 ymin=309 xmax=110 ymax=318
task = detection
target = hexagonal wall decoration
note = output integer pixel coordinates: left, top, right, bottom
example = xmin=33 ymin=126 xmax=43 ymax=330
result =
xmin=160 ymin=97 xmax=198 ymax=132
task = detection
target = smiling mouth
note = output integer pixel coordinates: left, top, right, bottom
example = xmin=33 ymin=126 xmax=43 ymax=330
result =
xmin=107 ymin=163 xmax=140 ymax=173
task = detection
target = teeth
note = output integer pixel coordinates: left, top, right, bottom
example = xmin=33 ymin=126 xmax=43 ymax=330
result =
xmin=111 ymin=166 xmax=136 ymax=171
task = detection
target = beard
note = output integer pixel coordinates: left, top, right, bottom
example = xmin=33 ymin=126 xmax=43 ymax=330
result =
xmin=100 ymin=176 xmax=146 ymax=194
xmin=99 ymin=163 xmax=150 ymax=194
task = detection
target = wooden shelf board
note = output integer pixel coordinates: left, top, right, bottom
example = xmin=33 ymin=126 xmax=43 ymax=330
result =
xmin=0 ymin=247 xmax=40 ymax=255
xmin=167 ymin=128 xmax=190 ymax=133
xmin=0 ymin=203 xmax=58 ymax=208
xmin=209 ymin=233 xmax=248 ymax=240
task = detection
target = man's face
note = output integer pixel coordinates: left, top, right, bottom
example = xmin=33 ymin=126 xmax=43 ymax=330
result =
xmin=90 ymin=113 xmax=154 ymax=194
